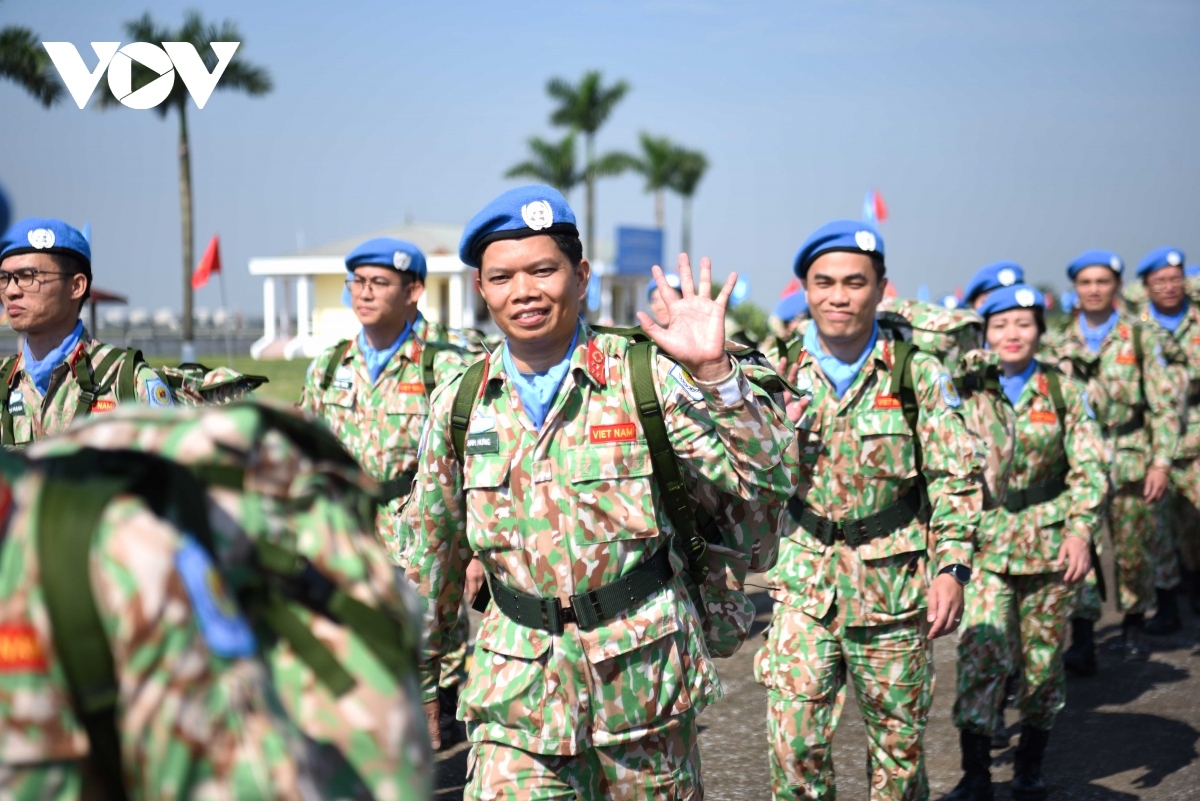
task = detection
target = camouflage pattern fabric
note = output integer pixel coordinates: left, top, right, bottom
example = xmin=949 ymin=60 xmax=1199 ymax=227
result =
xmin=0 ymin=467 xmax=312 ymax=800
xmin=2 ymin=329 xmax=174 ymax=447
xmin=29 ymin=402 xmax=433 ymax=800
xmin=951 ymin=349 xmax=1017 ymax=510
xmin=876 ymin=297 xmax=984 ymax=370
xmin=754 ymin=607 xmax=933 ymax=801
xmin=1164 ymin=457 xmax=1200 ymax=574
xmin=158 ymin=364 xmax=268 ymax=406
xmin=953 ymin=570 xmax=1073 ymax=735
xmin=463 ymin=713 xmax=701 ymax=800
xmin=300 ymin=313 xmax=472 ymax=563
xmin=757 ymin=329 xmax=980 ymax=801
xmin=1043 ymin=314 xmax=1188 ymax=616
xmin=404 ymin=323 xmax=798 ymax=766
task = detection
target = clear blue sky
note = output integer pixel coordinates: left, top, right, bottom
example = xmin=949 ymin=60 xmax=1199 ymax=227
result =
xmin=2 ymin=0 xmax=1198 ymax=314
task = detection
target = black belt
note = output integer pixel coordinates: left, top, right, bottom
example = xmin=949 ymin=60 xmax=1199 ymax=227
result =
xmin=481 ymin=546 xmax=674 ymax=634
xmin=1112 ymin=410 xmax=1145 ymax=437
xmin=1004 ymin=474 xmax=1068 ymax=513
xmin=377 ymin=471 xmax=415 ymax=505
xmin=788 ymin=488 xmax=924 ymax=548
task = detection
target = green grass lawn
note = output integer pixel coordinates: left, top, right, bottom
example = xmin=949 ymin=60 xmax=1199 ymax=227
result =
xmin=214 ymin=356 xmax=310 ymax=405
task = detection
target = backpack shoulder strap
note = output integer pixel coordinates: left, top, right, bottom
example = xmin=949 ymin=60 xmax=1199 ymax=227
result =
xmin=785 ymin=337 xmax=805 ymax=367
xmin=0 ymin=355 xmax=20 ymax=448
xmin=420 ymin=341 xmax=467 ymax=397
xmin=115 ymin=348 xmax=149 ymax=402
xmin=36 ymin=464 xmax=134 ymax=801
xmin=888 ymin=340 xmax=923 ymax=472
xmin=1133 ymin=324 xmax=1144 ymax=366
xmin=1043 ymin=368 xmax=1069 ymax=447
xmin=69 ymin=347 xmax=125 ymax=422
xmin=450 ymin=360 xmax=489 ymax=464
xmin=319 ymin=340 xmax=353 ymax=391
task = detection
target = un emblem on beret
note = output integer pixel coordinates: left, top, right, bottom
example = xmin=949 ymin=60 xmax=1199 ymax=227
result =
xmin=1015 ymin=288 xmax=1036 ymax=307
xmin=1168 ymin=251 xmax=1182 ymax=266
xmin=27 ymin=229 xmax=55 ymax=249
xmin=854 ymin=230 xmax=876 ymax=252
xmin=393 ymin=251 xmax=412 ymax=271
xmin=998 ymin=268 xmax=1017 ymax=286
xmin=521 ymin=200 xmax=554 ymax=231
xmin=1110 ymin=256 xmax=1122 ymax=270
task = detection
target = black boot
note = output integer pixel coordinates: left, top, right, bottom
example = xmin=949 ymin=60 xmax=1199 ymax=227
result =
xmin=1062 ymin=618 xmax=1097 ymax=677
xmin=1146 ymin=587 xmax=1182 ymax=635
xmin=1190 ymin=581 xmax=1200 ymax=617
xmin=436 ymin=685 xmax=466 ymax=750
xmin=1122 ymin=613 xmax=1151 ymax=661
xmin=944 ymin=730 xmax=994 ymax=800
xmin=1011 ymin=725 xmax=1051 ymax=800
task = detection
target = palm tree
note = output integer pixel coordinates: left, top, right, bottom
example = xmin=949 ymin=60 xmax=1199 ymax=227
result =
xmin=546 ymin=70 xmax=631 ymax=258
xmin=669 ymin=148 xmax=708 ymax=258
xmin=0 ymin=17 xmax=63 ymax=107
xmin=97 ymin=10 xmax=271 ymax=358
xmin=505 ymin=133 xmax=583 ymax=194
xmin=628 ymin=133 xmax=680 ymax=229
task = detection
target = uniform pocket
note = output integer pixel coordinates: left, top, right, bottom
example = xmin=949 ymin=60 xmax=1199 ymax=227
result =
xmin=755 ymin=605 xmax=836 ymax=700
xmin=463 ymin=454 xmax=520 ymax=551
xmin=569 ymin=441 xmax=658 ymax=543
xmin=854 ymin=411 xmax=918 ymax=479
xmin=321 ymin=385 xmax=355 ymax=410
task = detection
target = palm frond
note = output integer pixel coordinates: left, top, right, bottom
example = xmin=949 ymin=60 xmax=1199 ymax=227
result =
xmin=590 ymin=150 xmax=637 ymax=179
xmin=0 ymin=25 xmax=63 ymax=107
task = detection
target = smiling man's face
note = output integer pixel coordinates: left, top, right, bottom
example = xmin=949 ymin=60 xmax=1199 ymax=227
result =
xmin=476 ymin=235 xmax=589 ymax=351
xmin=802 ymin=251 xmax=886 ymax=345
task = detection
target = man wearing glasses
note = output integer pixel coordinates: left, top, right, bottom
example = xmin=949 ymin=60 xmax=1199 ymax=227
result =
xmin=299 ymin=237 xmax=473 ymax=747
xmin=0 ymin=217 xmax=174 ymax=448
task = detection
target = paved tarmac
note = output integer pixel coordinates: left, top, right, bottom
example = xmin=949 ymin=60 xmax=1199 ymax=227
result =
xmin=436 ymin=580 xmax=1200 ymax=799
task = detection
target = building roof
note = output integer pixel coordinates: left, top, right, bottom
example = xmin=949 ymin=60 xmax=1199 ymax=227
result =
xmin=292 ymin=220 xmax=464 ymax=258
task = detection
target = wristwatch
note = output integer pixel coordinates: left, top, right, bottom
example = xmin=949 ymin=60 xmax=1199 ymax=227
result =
xmin=939 ymin=564 xmax=972 ymax=586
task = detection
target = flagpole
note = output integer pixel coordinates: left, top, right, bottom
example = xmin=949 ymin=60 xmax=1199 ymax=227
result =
xmin=218 ymin=270 xmax=233 ymax=365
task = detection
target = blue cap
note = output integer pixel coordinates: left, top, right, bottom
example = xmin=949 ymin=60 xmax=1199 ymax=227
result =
xmin=773 ymin=289 xmax=808 ymax=321
xmin=459 ymin=185 xmax=578 ymax=268
xmin=938 ymin=294 xmax=963 ymax=309
xmin=964 ymin=261 xmax=1023 ymax=303
xmin=345 ymin=238 xmax=427 ymax=279
xmin=793 ymin=220 xmax=883 ymax=279
xmin=1060 ymin=290 xmax=1078 ymax=313
xmin=1067 ymin=249 xmax=1123 ymax=280
xmin=647 ymin=273 xmax=681 ymax=300
xmin=1137 ymin=246 xmax=1185 ymax=279
xmin=977 ymin=283 xmax=1045 ymax=317
xmin=0 ymin=217 xmax=91 ymax=271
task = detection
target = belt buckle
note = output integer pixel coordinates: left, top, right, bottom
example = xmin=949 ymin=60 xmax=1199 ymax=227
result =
xmin=813 ymin=517 xmax=836 ymax=547
xmin=842 ymin=519 xmax=867 ymax=548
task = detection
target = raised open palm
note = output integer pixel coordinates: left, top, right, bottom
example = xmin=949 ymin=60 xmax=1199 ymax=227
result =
xmin=636 ymin=255 xmax=735 ymax=382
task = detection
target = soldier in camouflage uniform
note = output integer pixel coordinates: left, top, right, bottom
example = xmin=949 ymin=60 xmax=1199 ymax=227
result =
xmin=29 ymin=401 xmax=433 ymax=799
xmin=0 ymin=218 xmax=175 ymax=449
xmin=1042 ymin=249 xmax=1187 ymax=668
xmin=299 ymin=237 xmax=474 ymax=747
xmin=404 ymin=185 xmax=798 ymax=799
xmin=0 ymin=433 xmax=313 ymax=799
xmin=963 ymin=261 xmax=1024 ymax=310
xmin=754 ymin=220 xmax=981 ymax=801
xmin=1134 ymin=247 xmax=1200 ymax=632
xmin=947 ymin=285 xmax=1107 ymax=801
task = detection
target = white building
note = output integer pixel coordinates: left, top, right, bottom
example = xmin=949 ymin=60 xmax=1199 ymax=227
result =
xmin=248 ymin=221 xmax=649 ymax=359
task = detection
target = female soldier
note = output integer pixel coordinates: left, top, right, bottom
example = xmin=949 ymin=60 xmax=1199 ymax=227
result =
xmin=946 ymin=284 xmax=1108 ymax=801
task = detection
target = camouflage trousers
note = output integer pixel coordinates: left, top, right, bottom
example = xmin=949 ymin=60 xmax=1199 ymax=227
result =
xmin=440 ymin=602 xmax=471 ymax=690
xmin=1075 ymin=482 xmax=1156 ymax=620
xmin=1152 ymin=459 xmax=1200 ymax=590
xmin=754 ymin=604 xmax=933 ymax=801
xmin=953 ymin=570 xmax=1071 ymax=735
xmin=463 ymin=713 xmax=702 ymax=800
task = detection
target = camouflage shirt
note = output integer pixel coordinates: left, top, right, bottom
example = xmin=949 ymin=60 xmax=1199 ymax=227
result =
xmin=765 ymin=330 xmax=983 ymax=627
xmin=300 ymin=313 xmax=472 ymax=562
xmin=976 ymin=364 xmax=1108 ymax=575
xmin=2 ymin=329 xmax=173 ymax=448
xmin=1141 ymin=301 xmax=1200 ymax=462
xmin=1042 ymin=312 xmax=1187 ymax=485
xmin=404 ymin=323 xmax=798 ymax=755
xmin=0 ymin=468 xmax=310 ymax=800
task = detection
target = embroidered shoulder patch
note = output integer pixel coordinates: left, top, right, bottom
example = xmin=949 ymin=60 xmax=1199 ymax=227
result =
xmin=146 ymin=377 xmax=173 ymax=407
xmin=0 ymin=623 xmax=48 ymax=672
xmin=670 ymin=363 xmax=704 ymax=403
xmin=175 ymin=536 xmax=256 ymax=659
xmin=939 ymin=374 xmax=962 ymax=408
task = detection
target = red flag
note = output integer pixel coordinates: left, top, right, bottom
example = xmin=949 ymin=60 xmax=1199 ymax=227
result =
xmin=779 ymin=276 xmax=802 ymax=298
xmin=192 ymin=235 xmax=221 ymax=290
xmin=872 ymin=190 xmax=889 ymax=223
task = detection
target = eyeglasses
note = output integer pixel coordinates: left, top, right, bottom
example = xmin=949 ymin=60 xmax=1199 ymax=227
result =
xmin=0 ymin=268 xmax=73 ymax=290
xmin=346 ymin=276 xmax=402 ymax=293
xmin=1147 ymin=275 xmax=1185 ymax=290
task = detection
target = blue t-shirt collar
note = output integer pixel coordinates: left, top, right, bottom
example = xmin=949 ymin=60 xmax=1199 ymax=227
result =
xmin=358 ymin=320 xmax=413 ymax=384
xmin=503 ymin=327 xmax=580 ymax=431
xmin=999 ymin=359 xmax=1038 ymax=407
xmin=804 ymin=322 xmax=879 ymax=400
xmin=1078 ymin=309 xmax=1120 ymax=354
xmin=1149 ymin=300 xmax=1189 ymax=333
xmin=22 ymin=320 xmax=84 ymax=396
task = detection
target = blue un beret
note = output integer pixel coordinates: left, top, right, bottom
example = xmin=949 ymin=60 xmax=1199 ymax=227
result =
xmin=977 ymin=283 xmax=1045 ymax=318
xmin=1067 ymin=249 xmax=1123 ymax=280
xmin=0 ymin=217 xmax=91 ymax=271
xmin=345 ymin=238 xmax=427 ymax=279
xmin=459 ymin=185 xmax=578 ymax=269
xmin=793 ymin=220 xmax=884 ymax=279
xmin=1137 ymin=246 xmax=1185 ymax=279
xmin=647 ymin=272 xmax=681 ymax=300
xmin=773 ymin=289 xmax=808 ymax=322
xmin=964 ymin=261 xmax=1023 ymax=304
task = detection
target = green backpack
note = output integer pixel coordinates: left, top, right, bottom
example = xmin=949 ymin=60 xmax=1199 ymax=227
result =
xmin=446 ymin=329 xmax=789 ymax=658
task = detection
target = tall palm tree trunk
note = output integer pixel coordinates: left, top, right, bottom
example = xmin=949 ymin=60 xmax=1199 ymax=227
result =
xmin=178 ymin=103 xmax=195 ymax=359
xmin=585 ymin=133 xmax=595 ymax=259
xmin=681 ymin=195 xmax=692 ymax=258
xmin=654 ymin=189 xmax=664 ymax=230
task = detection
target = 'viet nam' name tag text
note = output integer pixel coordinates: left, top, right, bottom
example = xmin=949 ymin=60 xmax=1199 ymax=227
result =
xmin=590 ymin=423 xmax=638 ymax=444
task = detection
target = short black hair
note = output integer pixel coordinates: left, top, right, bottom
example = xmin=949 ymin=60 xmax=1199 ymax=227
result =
xmin=800 ymin=250 xmax=885 ymax=282
xmin=550 ymin=231 xmax=584 ymax=268
xmin=47 ymin=252 xmax=91 ymax=309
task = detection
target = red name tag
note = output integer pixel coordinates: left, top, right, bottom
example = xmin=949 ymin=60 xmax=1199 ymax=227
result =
xmin=397 ymin=382 xmax=425 ymax=394
xmin=0 ymin=624 xmax=47 ymax=672
xmin=1116 ymin=353 xmax=1137 ymax=365
xmin=875 ymin=394 xmax=902 ymax=409
xmin=1030 ymin=410 xmax=1057 ymax=424
xmin=90 ymin=399 xmax=116 ymax=413
xmin=590 ymin=423 xmax=637 ymax=444
xmin=1191 ymin=336 xmax=1200 ymax=346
